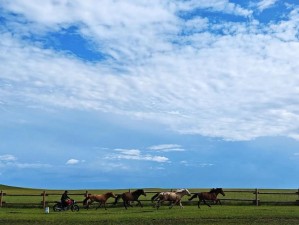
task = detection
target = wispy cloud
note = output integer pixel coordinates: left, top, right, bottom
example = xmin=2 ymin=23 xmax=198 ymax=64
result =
xmin=148 ymin=144 xmax=185 ymax=152
xmin=177 ymin=0 xmax=252 ymax=17
xmin=0 ymin=154 xmax=51 ymax=168
xmin=1 ymin=1 xmax=299 ymax=142
xmin=107 ymin=149 xmax=169 ymax=163
xmin=180 ymin=160 xmax=214 ymax=167
xmin=0 ymin=154 xmax=17 ymax=161
xmin=256 ymin=0 xmax=278 ymax=12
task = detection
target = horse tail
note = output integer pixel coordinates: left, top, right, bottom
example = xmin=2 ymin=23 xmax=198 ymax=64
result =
xmin=113 ymin=194 xmax=122 ymax=205
xmin=151 ymin=192 xmax=160 ymax=202
xmin=83 ymin=196 xmax=90 ymax=207
xmin=188 ymin=193 xmax=198 ymax=201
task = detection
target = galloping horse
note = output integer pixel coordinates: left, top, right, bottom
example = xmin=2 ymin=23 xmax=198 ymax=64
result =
xmin=83 ymin=192 xmax=116 ymax=210
xmin=155 ymin=189 xmax=191 ymax=209
xmin=114 ymin=189 xmax=146 ymax=209
xmin=188 ymin=188 xmax=225 ymax=208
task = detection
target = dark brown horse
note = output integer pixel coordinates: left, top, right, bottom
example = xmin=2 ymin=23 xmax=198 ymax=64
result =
xmin=83 ymin=192 xmax=116 ymax=210
xmin=188 ymin=188 xmax=225 ymax=208
xmin=114 ymin=189 xmax=146 ymax=209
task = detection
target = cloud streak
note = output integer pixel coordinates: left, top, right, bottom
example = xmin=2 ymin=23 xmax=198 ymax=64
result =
xmin=256 ymin=0 xmax=278 ymax=12
xmin=107 ymin=149 xmax=169 ymax=163
xmin=148 ymin=144 xmax=185 ymax=152
xmin=0 ymin=154 xmax=51 ymax=169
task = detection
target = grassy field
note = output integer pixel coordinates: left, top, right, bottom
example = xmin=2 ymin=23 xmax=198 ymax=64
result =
xmin=1 ymin=205 xmax=299 ymax=225
xmin=1 ymin=185 xmax=299 ymax=224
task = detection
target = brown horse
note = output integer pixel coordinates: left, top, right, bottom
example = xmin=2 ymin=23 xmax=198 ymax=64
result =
xmin=114 ymin=189 xmax=146 ymax=209
xmin=83 ymin=192 xmax=116 ymax=210
xmin=188 ymin=188 xmax=225 ymax=208
xmin=155 ymin=189 xmax=191 ymax=209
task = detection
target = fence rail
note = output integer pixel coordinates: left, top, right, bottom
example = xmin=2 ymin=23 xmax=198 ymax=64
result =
xmin=1 ymin=189 xmax=299 ymax=208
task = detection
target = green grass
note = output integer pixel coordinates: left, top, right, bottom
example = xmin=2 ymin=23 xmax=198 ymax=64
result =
xmin=1 ymin=205 xmax=299 ymax=225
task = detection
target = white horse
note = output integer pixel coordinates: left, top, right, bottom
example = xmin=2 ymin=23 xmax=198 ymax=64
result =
xmin=154 ymin=189 xmax=191 ymax=209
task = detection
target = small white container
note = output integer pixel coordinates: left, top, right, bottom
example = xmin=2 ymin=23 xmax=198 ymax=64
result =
xmin=45 ymin=207 xmax=49 ymax=213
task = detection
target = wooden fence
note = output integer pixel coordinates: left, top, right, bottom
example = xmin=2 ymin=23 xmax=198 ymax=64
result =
xmin=1 ymin=189 xmax=299 ymax=208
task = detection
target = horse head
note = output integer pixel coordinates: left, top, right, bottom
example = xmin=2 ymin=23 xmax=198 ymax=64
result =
xmin=107 ymin=192 xmax=117 ymax=198
xmin=176 ymin=188 xmax=191 ymax=196
xmin=217 ymin=188 xmax=225 ymax=196
xmin=184 ymin=189 xmax=191 ymax=196
xmin=138 ymin=189 xmax=146 ymax=196
xmin=211 ymin=188 xmax=225 ymax=196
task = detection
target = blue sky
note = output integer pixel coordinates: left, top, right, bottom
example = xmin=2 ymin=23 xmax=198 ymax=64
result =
xmin=1 ymin=0 xmax=299 ymax=190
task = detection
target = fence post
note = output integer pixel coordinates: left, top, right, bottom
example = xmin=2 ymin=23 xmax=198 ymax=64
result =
xmin=42 ymin=191 xmax=46 ymax=208
xmin=254 ymin=188 xmax=259 ymax=206
xmin=85 ymin=190 xmax=89 ymax=197
xmin=0 ymin=190 xmax=3 ymax=207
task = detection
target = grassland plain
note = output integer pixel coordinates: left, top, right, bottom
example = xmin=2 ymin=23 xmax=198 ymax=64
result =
xmin=1 ymin=185 xmax=299 ymax=224
xmin=1 ymin=205 xmax=299 ymax=225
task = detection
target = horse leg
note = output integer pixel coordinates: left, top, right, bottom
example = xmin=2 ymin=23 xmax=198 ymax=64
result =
xmin=157 ymin=199 xmax=164 ymax=209
xmin=151 ymin=193 xmax=159 ymax=203
xmin=179 ymin=200 xmax=184 ymax=209
xmin=114 ymin=195 xmax=121 ymax=206
xmin=88 ymin=200 xmax=94 ymax=210
xmin=128 ymin=201 xmax=133 ymax=207
xmin=169 ymin=200 xmax=180 ymax=209
xmin=123 ymin=200 xmax=128 ymax=209
xmin=96 ymin=202 xmax=102 ymax=210
xmin=169 ymin=201 xmax=174 ymax=209
xmin=188 ymin=194 xmax=198 ymax=201
xmin=137 ymin=200 xmax=143 ymax=207
xmin=197 ymin=199 xmax=202 ymax=208
xmin=155 ymin=200 xmax=160 ymax=209
xmin=203 ymin=199 xmax=211 ymax=207
xmin=84 ymin=201 xmax=89 ymax=210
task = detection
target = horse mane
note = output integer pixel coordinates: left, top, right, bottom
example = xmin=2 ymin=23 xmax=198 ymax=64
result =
xmin=133 ymin=189 xmax=144 ymax=194
xmin=209 ymin=188 xmax=216 ymax=193
xmin=209 ymin=188 xmax=223 ymax=194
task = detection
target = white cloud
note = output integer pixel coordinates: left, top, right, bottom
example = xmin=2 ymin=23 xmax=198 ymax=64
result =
xmin=1 ymin=1 xmax=299 ymax=142
xmin=256 ymin=0 xmax=278 ymax=12
xmin=176 ymin=0 xmax=252 ymax=17
xmin=0 ymin=154 xmax=17 ymax=161
xmin=66 ymin=159 xmax=80 ymax=165
xmin=148 ymin=144 xmax=185 ymax=152
xmin=0 ymin=154 xmax=51 ymax=169
xmin=107 ymin=149 xmax=169 ymax=163
xmin=15 ymin=163 xmax=51 ymax=169
xmin=115 ymin=149 xmax=141 ymax=156
xmin=180 ymin=160 xmax=214 ymax=167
